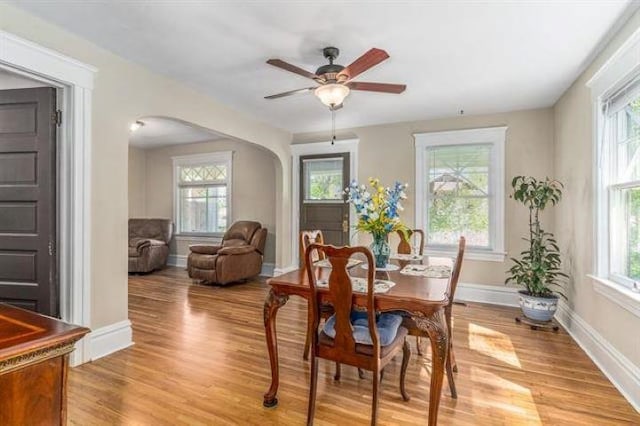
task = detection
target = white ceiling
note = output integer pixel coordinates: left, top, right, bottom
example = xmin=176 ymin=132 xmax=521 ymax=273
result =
xmin=12 ymin=1 xmax=635 ymax=134
xmin=129 ymin=116 xmax=224 ymax=149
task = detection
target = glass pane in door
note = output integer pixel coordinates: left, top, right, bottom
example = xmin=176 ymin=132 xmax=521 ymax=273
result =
xmin=303 ymin=157 xmax=344 ymax=201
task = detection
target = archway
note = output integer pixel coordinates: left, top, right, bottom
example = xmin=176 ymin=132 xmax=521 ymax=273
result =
xmin=127 ymin=115 xmax=283 ymax=271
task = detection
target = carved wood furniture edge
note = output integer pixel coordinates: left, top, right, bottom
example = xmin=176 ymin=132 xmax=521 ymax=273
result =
xmin=0 ymin=340 xmax=78 ymax=375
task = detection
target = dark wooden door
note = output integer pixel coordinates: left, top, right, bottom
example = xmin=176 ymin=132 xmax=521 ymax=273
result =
xmin=0 ymin=87 xmax=58 ymax=316
xmin=300 ymin=153 xmax=350 ymax=247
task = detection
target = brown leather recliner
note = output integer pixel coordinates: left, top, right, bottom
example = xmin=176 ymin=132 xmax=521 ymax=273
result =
xmin=128 ymin=219 xmax=174 ymax=273
xmin=187 ymin=221 xmax=267 ymax=285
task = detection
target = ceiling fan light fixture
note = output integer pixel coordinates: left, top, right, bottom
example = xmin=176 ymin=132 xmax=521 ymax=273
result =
xmin=314 ymin=83 xmax=350 ymax=108
xmin=130 ymin=120 xmax=145 ymax=132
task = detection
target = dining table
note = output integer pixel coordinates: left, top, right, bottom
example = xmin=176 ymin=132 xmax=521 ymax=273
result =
xmin=262 ymin=257 xmax=453 ymax=425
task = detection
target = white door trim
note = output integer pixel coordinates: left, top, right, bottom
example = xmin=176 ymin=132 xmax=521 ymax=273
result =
xmin=290 ymin=139 xmax=359 ymax=269
xmin=0 ymin=30 xmax=96 ymax=366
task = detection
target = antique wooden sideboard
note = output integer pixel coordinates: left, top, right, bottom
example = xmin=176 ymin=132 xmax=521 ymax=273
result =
xmin=0 ymin=304 xmax=89 ymax=425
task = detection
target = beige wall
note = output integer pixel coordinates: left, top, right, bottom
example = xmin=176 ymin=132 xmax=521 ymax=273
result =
xmin=554 ymin=10 xmax=640 ymax=366
xmin=0 ymin=4 xmax=293 ymax=330
xmin=132 ymin=139 xmax=277 ymax=263
xmin=128 ymin=147 xmax=147 ymax=218
xmin=294 ymin=108 xmax=555 ymax=286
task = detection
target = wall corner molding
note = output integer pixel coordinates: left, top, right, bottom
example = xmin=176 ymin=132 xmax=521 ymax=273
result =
xmin=87 ymin=320 xmax=134 ymax=362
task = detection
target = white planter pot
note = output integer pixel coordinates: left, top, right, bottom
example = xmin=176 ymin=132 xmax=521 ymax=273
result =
xmin=518 ymin=291 xmax=558 ymax=322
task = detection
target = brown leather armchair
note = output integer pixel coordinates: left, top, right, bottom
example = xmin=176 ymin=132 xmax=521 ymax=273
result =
xmin=128 ymin=219 xmax=174 ymax=273
xmin=187 ymin=221 xmax=267 ymax=285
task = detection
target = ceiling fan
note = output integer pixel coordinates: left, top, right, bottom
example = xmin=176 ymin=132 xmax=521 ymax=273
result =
xmin=265 ymin=46 xmax=406 ymax=110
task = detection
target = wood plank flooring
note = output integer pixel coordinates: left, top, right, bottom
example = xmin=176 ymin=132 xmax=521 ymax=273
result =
xmin=67 ymin=267 xmax=640 ymax=425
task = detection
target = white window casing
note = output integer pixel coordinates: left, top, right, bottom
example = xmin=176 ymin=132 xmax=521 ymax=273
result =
xmin=172 ymin=151 xmax=233 ymax=237
xmin=414 ymin=127 xmax=507 ymax=262
xmin=587 ymin=25 xmax=640 ymax=317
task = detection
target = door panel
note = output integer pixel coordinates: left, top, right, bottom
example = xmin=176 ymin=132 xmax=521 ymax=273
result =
xmin=0 ymin=88 xmax=57 ymax=316
xmin=300 ymin=153 xmax=350 ymax=248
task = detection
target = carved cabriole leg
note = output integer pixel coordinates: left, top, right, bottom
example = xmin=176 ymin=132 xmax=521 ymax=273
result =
xmin=263 ymin=289 xmax=289 ymax=408
xmin=414 ymin=309 xmax=449 ymax=426
xmin=400 ymin=340 xmax=411 ymax=402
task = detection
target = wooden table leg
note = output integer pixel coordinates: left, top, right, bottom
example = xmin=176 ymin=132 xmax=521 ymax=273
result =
xmin=415 ymin=309 xmax=449 ymax=426
xmin=263 ymin=288 xmax=289 ymax=408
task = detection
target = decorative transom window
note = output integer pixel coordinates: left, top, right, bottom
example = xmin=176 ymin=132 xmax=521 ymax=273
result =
xmin=414 ymin=127 xmax=506 ymax=261
xmin=597 ymin=76 xmax=640 ymax=290
xmin=172 ymin=152 xmax=232 ymax=235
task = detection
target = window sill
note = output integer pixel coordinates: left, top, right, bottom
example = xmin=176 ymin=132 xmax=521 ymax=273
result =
xmin=588 ymin=274 xmax=640 ymax=318
xmin=424 ymin=247 xmax=506 ymax=262
xmin=174 ymin=234 xmax=223 ymax=243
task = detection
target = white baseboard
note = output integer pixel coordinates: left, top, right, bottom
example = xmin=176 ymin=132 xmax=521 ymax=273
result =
xmin=555 ymin=301 xmax=640 ymax=412
xmin=260 ymin=262 xmax=275 ymax=277
xmin=167 ymin=254 xmax=188 ymax=268
xmin=273 ymin=264 xmax=298 ymax=276
xmin=456 ymin=282 xmax=519 ymax=307
xmin=87 ymin=319 xmax=134 ymax=361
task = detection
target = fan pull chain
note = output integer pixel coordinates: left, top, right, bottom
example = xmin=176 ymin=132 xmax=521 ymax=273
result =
xmin=331 ymin=107 xmax=336 ymax=145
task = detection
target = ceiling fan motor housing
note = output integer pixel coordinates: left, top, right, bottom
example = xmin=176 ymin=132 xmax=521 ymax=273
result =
xmin=316 ymin=46 xmax=345 ymax=80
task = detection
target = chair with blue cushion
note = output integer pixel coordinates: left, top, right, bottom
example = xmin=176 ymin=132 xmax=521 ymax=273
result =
xmin=305 ymin=244 xmax=410 ymax=426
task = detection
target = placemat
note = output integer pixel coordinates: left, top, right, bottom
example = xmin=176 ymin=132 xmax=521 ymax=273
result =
xmin=316 ymin=277 xmax=396 ymax=294
xmin=360 ymin=263 xmax=400 ymax=272
xmin=400 ymin=264 xmax=452 ymax=278
xmin=389 ymin=253 xmax=423 ymax=261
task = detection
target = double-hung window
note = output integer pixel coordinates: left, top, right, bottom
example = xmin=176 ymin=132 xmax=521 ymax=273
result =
xmin=414 ymin=127 xmax=506 ymax=261
xmin=172 ymin=152 xmax=232 ymax=236
xmin=598 ymin=77 xmax=640 ymax=291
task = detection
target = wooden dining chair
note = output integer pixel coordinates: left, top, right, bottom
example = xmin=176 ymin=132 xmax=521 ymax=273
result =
xmin=444 ymin=236 xmax=466 ymax=397
xmin=305 ymin=244 xmax=410 ymax=426
xmin=300 ymin=230 xmax=333 ymax=361
xmin=396 ymin=229 xmax=426 ymax=354
xmin=402 ymin=236 xmax=465 ymax=399
xmin=396 ymin=229 xmax=424 ymax=256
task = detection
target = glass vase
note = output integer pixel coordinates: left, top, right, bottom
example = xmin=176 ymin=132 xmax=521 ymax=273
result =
xmin=370 ymin=233 xmax=391 ymax=269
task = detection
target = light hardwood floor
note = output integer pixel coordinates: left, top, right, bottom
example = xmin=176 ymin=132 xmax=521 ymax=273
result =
xmin=67 ymin=267 xmax=640 ymax=425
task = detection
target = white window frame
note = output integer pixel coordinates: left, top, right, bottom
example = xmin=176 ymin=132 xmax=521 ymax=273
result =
xmin=414 ymin=127 xmax=506 ymax=262
xmin=587 ymin=25 xmax=640 ymax=317
xmin=172 ymin=151 xmax=233 ymax=237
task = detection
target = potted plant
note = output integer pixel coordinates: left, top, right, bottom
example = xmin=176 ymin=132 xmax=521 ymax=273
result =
xmin=345 ymin=178 xmax=408 ymax=268
xmin=506 ymin=176 xmax=568 ymax=322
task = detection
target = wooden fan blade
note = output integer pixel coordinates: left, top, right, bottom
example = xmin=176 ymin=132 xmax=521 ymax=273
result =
xmin=264 ymin=87 xmax=315 ymax=99
xmin=266 ymin=59 xmax=319 ymax=80
xmin=338 ymin=48 xmax=389 ymax=80
xmin=346 ymin=81 xmax=406 ymax=94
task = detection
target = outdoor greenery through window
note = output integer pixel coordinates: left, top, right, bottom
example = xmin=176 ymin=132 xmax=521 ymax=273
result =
xmin=607 ymin=92 xmax=640 ymax=285
xmin=426 ymin=143 xmax=491 ymax=247
xmin=177 ymin=161 xmax=229 ymax=234
xmin=303 ymin=157 xmax=344 ymax=201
